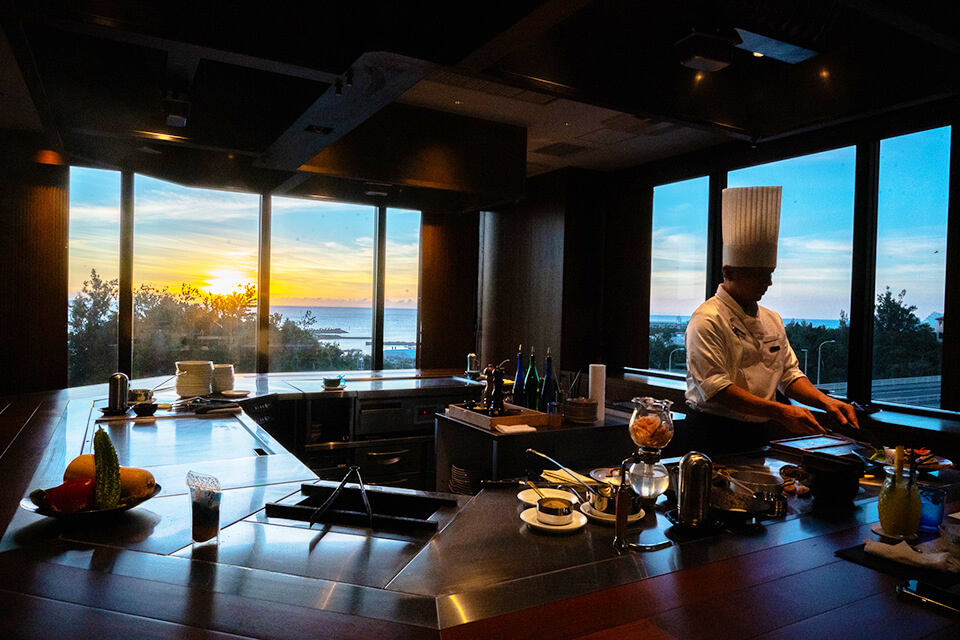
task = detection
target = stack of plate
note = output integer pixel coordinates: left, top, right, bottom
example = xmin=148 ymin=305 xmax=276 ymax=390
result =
xmin=564 ymin=397 xmax=598 ymax=424
xmin=449 ymin=464 xmax=483 ymax=495
xmin=212 ymin=363 xmax=235 ymax=393
xmin=175 ymin=360 xmax=214 ymax=397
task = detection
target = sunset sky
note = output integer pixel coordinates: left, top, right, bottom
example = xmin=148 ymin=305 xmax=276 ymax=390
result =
xmin=68 ymin=169 xmax=420 ymax=308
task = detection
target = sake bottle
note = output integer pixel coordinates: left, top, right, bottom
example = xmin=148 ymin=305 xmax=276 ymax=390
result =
xmin=512 ymin=344 xmax=526 ymax=407
xmin=540 ymin=347 xmax=558 ymax=412
xmin=524 ymin=346 xmax=540 ymax=411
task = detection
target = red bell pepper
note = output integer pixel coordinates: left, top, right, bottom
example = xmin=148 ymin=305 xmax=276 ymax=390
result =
xmin=41 ymin=478 xmax=96 ymax=512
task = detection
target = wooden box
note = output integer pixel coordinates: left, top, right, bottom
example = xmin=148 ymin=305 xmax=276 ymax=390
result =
xmin=444 ymin=402 xmax=557 ymax=430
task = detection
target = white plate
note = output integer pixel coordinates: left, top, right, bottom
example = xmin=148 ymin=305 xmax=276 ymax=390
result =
xmin=220 ymin=390 xmax=250 ymax=398
xmin=517 ymin=487 xmax=580 ymax=507
xmin=322 ymin=384 xmax=346 ymax=391
xmin=520 ymin=507 xmax=587 ymax=533
xmin=579 ymin=501 xmax=644 ymax=524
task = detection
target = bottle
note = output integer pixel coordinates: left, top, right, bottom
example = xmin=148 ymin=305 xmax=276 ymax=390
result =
xmin=512 ymin=345 xmax=525 ymax=408
xmin=540 ymin=347 xmax=559 ymax=412
xmin=489 ymin=366 xmax=505 ymax=416
xmin=524 ymin=346 xmax=540 ymax=411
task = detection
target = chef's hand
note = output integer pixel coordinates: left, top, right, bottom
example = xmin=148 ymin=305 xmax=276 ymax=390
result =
xmin=777 ymin=404 xmax=827 ymax=435
xmin=821 ymin=397 xmax=860 ymax=430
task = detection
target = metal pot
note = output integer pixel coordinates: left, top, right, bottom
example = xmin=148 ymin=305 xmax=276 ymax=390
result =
xmin=526 ymin=449 xmax=640 ymax=516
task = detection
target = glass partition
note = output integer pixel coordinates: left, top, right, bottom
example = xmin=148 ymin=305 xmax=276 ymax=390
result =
xmin=383 ymin=208 xmax=421 ymax=369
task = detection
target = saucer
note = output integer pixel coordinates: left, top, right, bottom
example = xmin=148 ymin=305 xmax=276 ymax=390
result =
xmin=517 ymin=487 xmax=579 ymax=507
xmin=99 ymin=407 xmax=129 ymax=417
xmin=579 ymin=501 xmax=644 ymax=524
xmin=871 ymin=522 xmax=918 ymax=542
xmin=322 ymin=384 xmax=346 ymax=391
xmin=520 ymin=507 xmax=587 ymax=533
xmin=219 ymin=390 xmax=250 ymax=398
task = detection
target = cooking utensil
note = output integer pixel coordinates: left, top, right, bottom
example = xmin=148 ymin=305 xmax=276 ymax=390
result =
xmin=309 ymin=466 xmax=373 ymax=529
xmin=525 ymin=481 xmax=545 ymax=499
xmin=526 ymin=449 xmax=626 ymax=515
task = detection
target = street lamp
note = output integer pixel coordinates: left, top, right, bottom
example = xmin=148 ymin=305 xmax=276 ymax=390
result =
xmin=800 ymin=348 xmax=808 ymax=374
xmin=817 ymin=340 xmax=836 ymax=385
xmin=668 ymin=347 xmax=686 ymax=372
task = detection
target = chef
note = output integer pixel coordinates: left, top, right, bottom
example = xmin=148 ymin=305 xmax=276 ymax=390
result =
xmin=683 ymin=186 xmax=859 ymax=455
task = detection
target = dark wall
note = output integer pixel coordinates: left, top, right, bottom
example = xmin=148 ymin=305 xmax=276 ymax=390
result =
xmin=480 ymin=172 xmax=566 ymax=373
xmin=0 ymin=135 xmax=69 ymax=393
xmin=418 ymin=211 xmax=480 ymax=369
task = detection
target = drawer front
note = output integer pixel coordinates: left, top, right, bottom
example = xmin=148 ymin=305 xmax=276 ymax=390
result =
xmin=365 ymin=471 xmax=423 ymax=489
xmin=356 ymin=402 xmax=408 ymax=437
xmin=355 ymin=442 xmax=425 ymax=476
xmin=306 ymin=451 xmax=352 ymax=480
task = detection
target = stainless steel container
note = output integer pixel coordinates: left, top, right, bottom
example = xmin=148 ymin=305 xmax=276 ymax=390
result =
xmin=108 ymin=372 xmax=130 ymax=413
xmin=677 ymin=451 xmax=713 ymax=528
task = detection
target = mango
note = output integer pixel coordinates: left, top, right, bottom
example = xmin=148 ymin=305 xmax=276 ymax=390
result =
xmin=64 ymin=454 xmax=156 ymax=501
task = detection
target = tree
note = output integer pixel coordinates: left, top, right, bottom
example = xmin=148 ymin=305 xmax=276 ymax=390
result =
xmin=873 ymin=287 xmax=939 ymax=379
xmin=68 ymin=269 xmax=119 ymax=386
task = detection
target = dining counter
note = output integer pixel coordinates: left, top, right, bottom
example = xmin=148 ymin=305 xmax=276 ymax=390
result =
xmin=1 ymin=373 xmax=959 ymax=639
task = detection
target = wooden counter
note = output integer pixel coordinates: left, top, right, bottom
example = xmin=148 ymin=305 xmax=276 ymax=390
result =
xmin=1 ymin=375 xmax=958 ymax=639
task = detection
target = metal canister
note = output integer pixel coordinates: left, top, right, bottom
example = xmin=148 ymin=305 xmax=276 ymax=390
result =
xmin=677 ymin=451 xmax=713 ymax=528
xmin=108 ymin=372 xmax=129 ymax=413
xmin=466 ymin=353 xmax=480 ymax=379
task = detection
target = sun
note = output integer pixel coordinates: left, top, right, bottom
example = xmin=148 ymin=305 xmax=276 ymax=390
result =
xmin=202 ymin=269 xmax=255 ymax=296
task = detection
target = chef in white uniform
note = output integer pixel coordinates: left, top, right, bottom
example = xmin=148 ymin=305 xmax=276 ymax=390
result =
xmin=684 ymin=186 xmax=858 ymax=454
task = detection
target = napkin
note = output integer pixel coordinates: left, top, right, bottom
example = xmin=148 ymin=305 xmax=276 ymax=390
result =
xmin=496 ymin=424 xmax=536 ymax=434
xmin=542 ymin=468 xmax=595 ymax=485
xmin=864 ymin=538 xmax=960 ymax=573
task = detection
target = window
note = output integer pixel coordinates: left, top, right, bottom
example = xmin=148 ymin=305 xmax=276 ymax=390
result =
xmin=269 ymin=197 xmax=375 ymax=372
xmin=383 ymin=208 xmax=421 ymax=369
xmin=729 ymin=147 xmax=856 ymax=390
xmin=132 ymin=176 xmax=260 ymax=377
xmin=67 ymin=167 xmax=121 ymax=387
xmin=874 ymin=126 xmax=951 ymax=408
xmin=649 ymin=177 xmax=709 ymax=373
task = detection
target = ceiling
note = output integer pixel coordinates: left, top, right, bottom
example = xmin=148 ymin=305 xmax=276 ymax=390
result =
xmin=2 ymin=0 xmax=958 ymax=207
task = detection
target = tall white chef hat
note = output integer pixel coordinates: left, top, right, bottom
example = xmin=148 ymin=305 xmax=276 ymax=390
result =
xmin=721 ymin=186 xmax=782 ymax=268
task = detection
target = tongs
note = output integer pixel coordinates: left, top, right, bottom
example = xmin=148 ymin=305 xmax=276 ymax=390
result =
xmin=308 ymin=465 xmax=374 ymax=529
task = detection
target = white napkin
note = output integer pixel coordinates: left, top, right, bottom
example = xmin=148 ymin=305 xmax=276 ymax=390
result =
xmin=542 ymin=468 xmax=595 ymax=485
xmin=864 ymin=538 xmax=960 ymax=573
xmin=496 ymin=424 xmax=536 ymax=434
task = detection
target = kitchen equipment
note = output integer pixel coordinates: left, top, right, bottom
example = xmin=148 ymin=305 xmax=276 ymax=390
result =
xmin=677 ymin=451 xmax=713 ymax=529
xmin=519 ymin=507 xmax=587 ymax=533
xmin=613 ymin=455 xmax=673 ymax=552
xmin=755 ymin=491 xmax=788 ymax=517
xmin=466 ymin=353 xmax=480 ymax=380
xmin=212 ymin=364 xmax=235 ymax=393
xmin=108 ymin=372 xmax=129 ymax=413
xmin=128 ymin=388 xmax=154 ymax=403
xmin=563 ymin=397 xmax=598 ymax=424
xmin=625 ymin=397 xmax=674 ymax=501
xmin=710 ymin=487 xmax=770 ymax=526
xmin=728 ymin=470 xmax=782 ymax=494
xmin=308 ymin=465 xmax=373 ymax=529
xmin=536 ymin=495 xmax=573 ymax=526
xmin=516 ymin=487 xmax=578 ymax=508
xmin=526 ymin=448 xmax=635 ymax=516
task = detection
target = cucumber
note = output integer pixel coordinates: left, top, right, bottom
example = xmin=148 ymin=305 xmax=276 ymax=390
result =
xmin=94 ymin=427 xmax=121 ymax=509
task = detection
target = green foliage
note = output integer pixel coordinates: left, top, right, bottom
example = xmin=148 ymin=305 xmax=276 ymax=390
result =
xmin=872 ymin=287 xmax=940 ymax=379
xmin=68 ymin=269 xmax=370 ymax=386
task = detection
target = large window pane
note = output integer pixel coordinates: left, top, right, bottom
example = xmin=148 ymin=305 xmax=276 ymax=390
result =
xmin=383 ymin=208 xmax=420 ymax=369
xmin=68 ymin=167 xmax=121 ymax=387
xmin=270 ymin=198 xmax=374 ymax=372
xmin=729 ymin=147 xmax=856 ymax=392
xmin=874 ymin=127 xmax=950 ymax=408
xmin=132 ymin=176 xmax=260 ymax=377
xmin=649 ymin=176 xmax=708 ymax=373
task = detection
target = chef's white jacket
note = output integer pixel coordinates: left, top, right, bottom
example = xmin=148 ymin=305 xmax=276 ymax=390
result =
xmin=684 ymin=285 xmax=805 ymax=422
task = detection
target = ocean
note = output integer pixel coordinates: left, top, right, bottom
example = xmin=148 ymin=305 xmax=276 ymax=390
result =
xmin=272 ymin=306 xmax=417 ymax=355
xmin=650 ymin=314 xmax=842 ymax=329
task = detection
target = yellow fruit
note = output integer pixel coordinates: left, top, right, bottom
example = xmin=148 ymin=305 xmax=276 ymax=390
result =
xmin=64 ymin=454 xmax=156 ymax=501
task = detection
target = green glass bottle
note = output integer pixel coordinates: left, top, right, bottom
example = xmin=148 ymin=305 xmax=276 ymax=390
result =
xmin=524 ymin=346 xmax=540 ymax=411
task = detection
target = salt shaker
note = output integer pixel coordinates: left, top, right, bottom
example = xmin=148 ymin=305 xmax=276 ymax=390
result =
xmin=678 ymin=451 xmax=713 ymax=528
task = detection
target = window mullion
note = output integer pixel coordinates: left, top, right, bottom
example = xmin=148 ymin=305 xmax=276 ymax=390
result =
xmin=848 ymin=139 xmax=879 ymax=404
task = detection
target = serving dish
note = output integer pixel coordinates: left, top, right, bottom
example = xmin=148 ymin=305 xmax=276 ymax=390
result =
xmin=579 ymin=502 xmax=644 ymax=524
xmin=519 ymin=507 xmax=587 ymax=533
xmin=20 ymin=484 xmax=162 ymax=519
xmin=517 ymin=487 xmax=579 ymax=507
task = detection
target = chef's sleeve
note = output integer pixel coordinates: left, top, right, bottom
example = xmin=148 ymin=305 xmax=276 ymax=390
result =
xmin=685 ymin=315 xmax=733 ymax=403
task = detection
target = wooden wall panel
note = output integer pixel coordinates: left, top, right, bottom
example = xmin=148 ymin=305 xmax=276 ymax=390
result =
xmin=479 ymin=173 xmax=565 ymax=374
xmin=0 ymin=137 xmax=69 ymax=393
xmin=418 ymin=211 xmax=480 ymax=369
